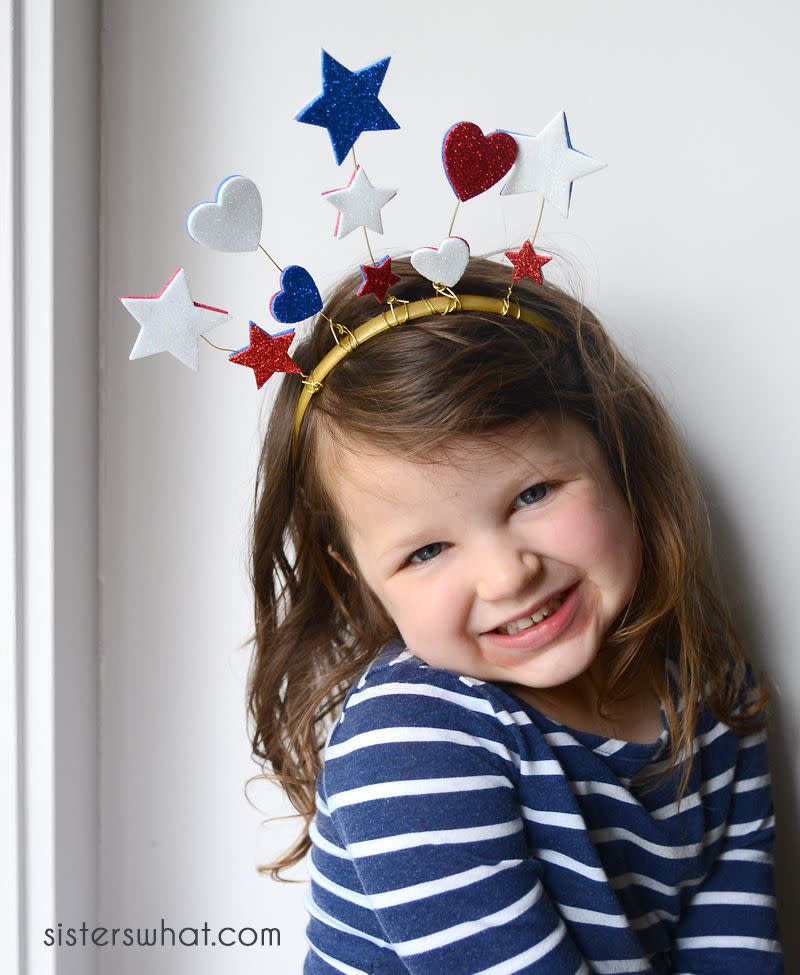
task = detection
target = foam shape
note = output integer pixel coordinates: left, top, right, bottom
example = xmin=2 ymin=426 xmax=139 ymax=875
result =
xmin=296 ymin=50 xmax=400 ymax=165
xmin=119 ymin=268 xmax=230 ymax=371
xmin=186 ymin=175 xmax=262 ymax=252
xmin=501 ymin=111 xmax=606 ymax=218
xmin=505 ymin=240 xmax=552 ymax=284
xmin=269 ymin=265 xmax=323 ymax=324
xmin=410 ymin=237 xmax=470 ymax=288
xmin=442 ymin=121 xmax=518 ymax=201
xmin=356 ymin=256 xmax=400 ymax=303
xmin=228 ymin=321 xmax=302 ymax=389
xmin=322 ymin=165 xmax=397 ymax=238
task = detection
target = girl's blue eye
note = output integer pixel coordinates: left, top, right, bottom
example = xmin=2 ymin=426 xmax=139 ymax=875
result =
xmin=406 ymin=543 xmax=443 ymax=566
xmin=403 ymin=483 xmax=552 ymax=567
xmin=514 ymin=482 xmax=550 ymax=508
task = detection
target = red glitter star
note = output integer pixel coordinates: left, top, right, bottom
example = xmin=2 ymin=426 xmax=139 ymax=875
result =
xmin=356 ymin=256 xmax=401 ymax=303
xmin=228 ymin=322 xmax=302 ymax=389
xmin=504 ymin=240 xmax=552 ymax=284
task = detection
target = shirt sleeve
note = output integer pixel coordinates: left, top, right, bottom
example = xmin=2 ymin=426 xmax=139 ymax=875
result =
xmin=322 ymin=669 xmax=591 ymax=974
xmin=670 ymin=692 xmax=784 ymax=973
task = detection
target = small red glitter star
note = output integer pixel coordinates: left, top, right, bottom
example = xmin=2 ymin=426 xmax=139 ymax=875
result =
xmin=356 ymin=255 xmax=401 ymax=303
xmin=504 ymin=239 xmax=552 ymax=284
xmin=228 ymin=322 xmax=302 ymax=389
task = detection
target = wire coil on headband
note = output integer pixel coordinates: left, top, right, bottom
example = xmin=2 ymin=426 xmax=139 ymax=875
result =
xmin=290 ymin=293 xmax=560 ymax=461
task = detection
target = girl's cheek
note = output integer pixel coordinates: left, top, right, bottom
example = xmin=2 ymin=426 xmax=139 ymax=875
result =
xmin=558 ymin=496 xmax=630 ymax=559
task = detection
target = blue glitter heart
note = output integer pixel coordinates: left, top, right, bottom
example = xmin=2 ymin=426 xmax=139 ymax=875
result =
xmin=270 ymin=265 xmax=323 ymax=324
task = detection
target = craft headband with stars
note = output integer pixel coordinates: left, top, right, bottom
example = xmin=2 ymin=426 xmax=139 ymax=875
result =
xmin=118 ymin=49 xmax=606 ymax=390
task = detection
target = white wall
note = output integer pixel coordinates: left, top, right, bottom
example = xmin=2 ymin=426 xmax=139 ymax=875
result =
xmin=102 ymin=1 xmax=800 ymax=971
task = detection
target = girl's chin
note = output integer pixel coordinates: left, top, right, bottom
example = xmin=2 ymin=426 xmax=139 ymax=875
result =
xmin=487 ymin=643 xmax=600 ymax=683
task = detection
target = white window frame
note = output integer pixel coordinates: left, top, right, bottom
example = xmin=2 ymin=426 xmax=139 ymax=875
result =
xmin=1 ymin=2 xmax=99 ymax=973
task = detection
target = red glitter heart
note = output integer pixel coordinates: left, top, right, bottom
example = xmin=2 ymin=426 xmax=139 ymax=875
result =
xmin=442 ymin=122 xmax=518 ymax=202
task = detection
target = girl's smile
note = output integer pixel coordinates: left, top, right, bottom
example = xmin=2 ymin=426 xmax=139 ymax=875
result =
xmin=322 ymin=412 xmax=642 ymax=711
xmin=478 ymin=578 xmax=585 ymax=657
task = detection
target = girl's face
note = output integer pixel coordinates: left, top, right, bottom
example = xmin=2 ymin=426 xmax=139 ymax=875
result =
xmin=324 ymin=413 xmax=642 ymax=702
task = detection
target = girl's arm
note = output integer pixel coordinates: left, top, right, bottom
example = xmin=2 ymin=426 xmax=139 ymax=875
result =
xmin=317 ymin=674 xmax=595 ymax=974
xmin=669 ymin=722 xmax=783 ymax=974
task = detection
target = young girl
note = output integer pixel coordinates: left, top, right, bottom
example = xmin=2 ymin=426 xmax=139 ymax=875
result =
xmin=246 ymin=255 xmax=783 ymax=974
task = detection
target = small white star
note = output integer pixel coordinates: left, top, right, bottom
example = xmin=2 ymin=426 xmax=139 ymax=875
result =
xmin=322 ymin=165 xmax=397 ymax=238
xmin=119 ymin=268 xmax=230 ymax=371
xmin=501 ymin=111 xmax=606 ymax=218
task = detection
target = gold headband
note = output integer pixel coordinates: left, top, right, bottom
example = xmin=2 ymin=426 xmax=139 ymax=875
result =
xmin=291 ymin=292 xmax=560 ymax=461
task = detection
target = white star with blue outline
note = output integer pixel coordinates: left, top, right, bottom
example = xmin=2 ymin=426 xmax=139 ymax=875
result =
xmin=296 ymin=50 xmax=400 ymax=165
xmin=501 ymin=111 xmax=606 ymax=218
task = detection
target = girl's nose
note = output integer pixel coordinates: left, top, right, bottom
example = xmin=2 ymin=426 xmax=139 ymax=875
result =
xmin=473 ymin=538 xmax=543 ymax=603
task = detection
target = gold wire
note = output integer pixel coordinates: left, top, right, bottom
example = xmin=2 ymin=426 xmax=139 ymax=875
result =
xmin=500 ymin=284 xmax=522 ymax=319
xmin=258 ymin=243 xmax=284 ymax=273
xmin=201 ymin=334 xmax=236 ymax=353
xmin=420 ymin=295 xmax=438 ymax=316
xmin=362 ymin=226 xmax=377 ymax=266
xmin=323 ymin=313 xmax=360 ymax=354
xmin=383 ymin=302 xmax=397 ymax=327
xmin=447 ymin=200 xmax=460 ymax=237
xmin=382 ymin=298 xmax=410 ymax=328
xmin=530 ymin=195 xmax=546 ymax=246
xmin=338 ymin=324 xmax=360 ymax=353
xmin=323 ymin=315 xmax=341 ymax=347
xmin=324 ymin=317 xmax=348 ymax=344
xmin=350 ymin=147 xmax=378 ymax=266
xmin=431 ymin=282 xmax=461 ymax=313
xmin=501 ymin=284 xmax=513 ymax=317
xmin=300 ymin=374 xmax=323 ymax=392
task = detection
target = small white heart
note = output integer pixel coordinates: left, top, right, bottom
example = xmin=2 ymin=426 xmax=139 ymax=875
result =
xmin=187 ymin=175 xmax=262 ymax=253
xmin=410 ymin=236 xmax=470 ymax=288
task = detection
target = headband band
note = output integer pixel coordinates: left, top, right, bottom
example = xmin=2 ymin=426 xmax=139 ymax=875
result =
xmin=291 ymin=292 xmax=560 ymax=461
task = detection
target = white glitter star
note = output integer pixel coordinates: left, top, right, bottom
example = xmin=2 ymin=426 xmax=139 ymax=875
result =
xmin=119 ymin=268 xmax=230 ymax=371
xmin=501 ymin=111 xmax=606 ymax=218
xmin=322 ymin=165 xmax=397 ymax=238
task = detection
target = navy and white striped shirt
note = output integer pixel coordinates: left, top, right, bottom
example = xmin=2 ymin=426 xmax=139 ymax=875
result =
xmin=303 ymin=643 xmax=783 ymax=973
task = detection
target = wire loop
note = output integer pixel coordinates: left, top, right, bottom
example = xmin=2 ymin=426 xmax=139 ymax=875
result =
xmin=324 ymin=315 xmax=360 ymax=353
xmin=431 ymin=282 xmax=462 ymax=313
xmin=300 ymin=374 xmax=323 ymax=393
xmin=382 ymin=295 xmax=410 ymax=327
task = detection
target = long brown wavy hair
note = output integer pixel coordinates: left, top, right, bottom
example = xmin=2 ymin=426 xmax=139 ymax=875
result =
xmin=245 ymin=254 xmax=768 ymax=882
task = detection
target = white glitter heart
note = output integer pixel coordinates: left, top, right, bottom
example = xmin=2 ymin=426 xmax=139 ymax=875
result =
xmin=410 ymin=236 xmax=470 ymax=288
xmin=187 ymin=175 xmax=262 ymax=253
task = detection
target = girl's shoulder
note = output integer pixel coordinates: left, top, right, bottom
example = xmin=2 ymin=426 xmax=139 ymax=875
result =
xmin=341 ymin=642 xmax=499 ymax=712
xmin=320 ymin=643 xmax=536 ymax=803
xmin=330 ymin=641 xmax=527 ymax=746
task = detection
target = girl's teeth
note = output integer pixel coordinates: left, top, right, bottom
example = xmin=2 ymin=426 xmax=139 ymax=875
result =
xmin=496 ymin=592 xmax=566 ymax=635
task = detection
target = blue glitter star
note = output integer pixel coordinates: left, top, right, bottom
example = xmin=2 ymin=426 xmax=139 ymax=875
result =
xmin=296 ymin=50 xmax=400 ymax=165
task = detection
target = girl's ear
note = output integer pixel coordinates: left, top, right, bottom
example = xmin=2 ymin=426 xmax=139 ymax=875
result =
xmin=326 ymin=544 xmax=357 ymax=580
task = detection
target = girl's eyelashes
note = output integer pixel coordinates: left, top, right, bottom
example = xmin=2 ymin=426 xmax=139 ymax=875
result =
xmin=513 ymin=482 xmax=550 ymax=509
xmin=405 ymin=542 xmax=444 ymax=566
xmin=402 ymin=482 xmax=554 ymax=568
